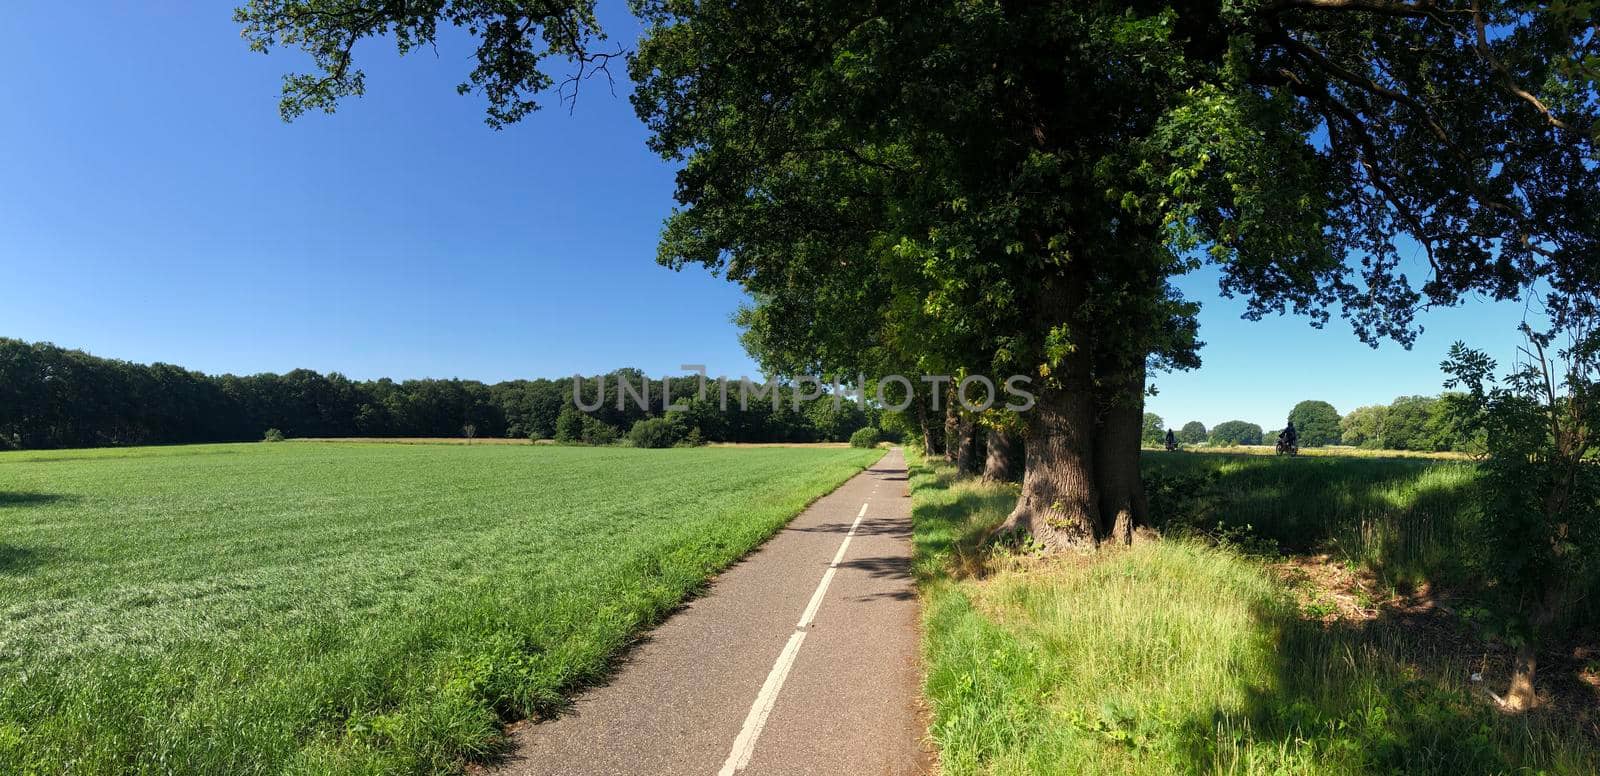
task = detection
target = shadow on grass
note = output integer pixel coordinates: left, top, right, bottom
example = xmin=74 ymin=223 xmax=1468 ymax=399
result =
xmin=1141 ymin=455 xmax=1598 ymax=770
xmin=1143 ymin=453 xmax=1481 ymax=588
xmin=1174 ymin=597 xmax=1598 ymax=774
xmin=0 ymin=492 xmax=75 ymax=508
xmin=907 ymin=458 xmax=1016 ymax=584
xmin=912 ymin=452 xmax=1598 ymax=773
xmin=0 ymin=544 xmax=56 ymax=575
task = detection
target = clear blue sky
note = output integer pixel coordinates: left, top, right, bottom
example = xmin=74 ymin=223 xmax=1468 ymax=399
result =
xmin=0 ymin=2 xmax=1535 ymax=431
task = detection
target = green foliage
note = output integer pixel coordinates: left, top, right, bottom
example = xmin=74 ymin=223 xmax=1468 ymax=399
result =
xmin=234 ymin=0 xmax=608 ymax=128
xmin=1341 ymin=404 xmax=1388 ymax=448
xmin=807 ymin=399 xmax=870 ymax=443
xmin=878 ymin=410 xmax=918 ymax=445
xmin=620 ymin=0 xmax=1600 ymax=432
xmin=578 ymin=415 xmax=619 ymax=446
xmin=0 ymin=338 xmax=877 ymax=449
xmin=235 ymin=0 xmax=1600 ymax=556
xmin=554 ymin=407 xmax=619 ymax=446
xmin=239 ymin=1 xmax=1600 ymax=369
xmin=1209 ymin=420 xmax=1263 ymax=447
xmin=1287 ymin=400 xmax=1341 ymax=447
xmin=1140 ymin=413 xmax=1165 ymax=446
xmin=1381 ymin=395 xmax=1437 ymax=451
xmin=235 ymin=0 xmax=1600 ymax=561
xmin=552 ymin=404 xmax=584 ymax=444
xmin=667 ymin=397 xmax=725 ymax=443
xmin=628 ymin=415 xmax=686 ymax=448
xmin=1442 ymin=330 xmax=1600 ymax=636
xmin=1177 ymin=421 xmax=1207 ymax=445
xmin=849 ymin=426 xmax=881 ymax=448
xmin=0 ymin=442 xmax=883 ymax=774
xmin=909 ymin=455 xmax=1596 ymax=775
xmin=262 ymin=428 xmax=285 ymax=442
xmin=1339 ymin=396 xmax=1479 ymax=452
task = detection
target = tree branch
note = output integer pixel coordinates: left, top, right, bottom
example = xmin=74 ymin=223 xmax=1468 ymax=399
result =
xmin=1471 ymin=0 xmax=1572 ymax=131
xmin=1270 ymin=64 xmax=1440 ymax=268
xmin=1274 ymin=28 xmax=1466 ymax=159
xmin=1267 ymin=0 xmax=1446 ymax=18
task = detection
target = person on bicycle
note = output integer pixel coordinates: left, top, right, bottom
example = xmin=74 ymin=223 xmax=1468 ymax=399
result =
xmin=1164 ymin=429 xmax=1177 ymax=451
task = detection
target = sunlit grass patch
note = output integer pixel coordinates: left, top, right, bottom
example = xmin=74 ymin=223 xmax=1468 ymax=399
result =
xmin=910 ymin=453 xmax=1598 ymax=775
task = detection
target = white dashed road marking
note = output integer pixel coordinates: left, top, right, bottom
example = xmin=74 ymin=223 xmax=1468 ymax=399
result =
xmin=717 ymin=499 xmax=871 ymax=776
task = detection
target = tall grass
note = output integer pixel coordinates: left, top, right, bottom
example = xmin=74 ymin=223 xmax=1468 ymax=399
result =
xmin=911 ymin=455 xmax=1598 ymax=775
xmin=1143 ymin=452 xmax=1481 ymax=587
xmin=0 ymin=442 xmax=882 ymax=774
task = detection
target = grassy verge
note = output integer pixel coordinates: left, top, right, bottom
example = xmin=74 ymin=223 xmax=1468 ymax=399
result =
xmin=0 ymin=442 xmax=882 ymax=774
xmin=910 ymin=452 xmax=1598 ymax=775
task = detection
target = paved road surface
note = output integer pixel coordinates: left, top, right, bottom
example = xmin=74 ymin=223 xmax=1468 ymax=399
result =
xmin=489 ymin=447 xmax=929 ymax=776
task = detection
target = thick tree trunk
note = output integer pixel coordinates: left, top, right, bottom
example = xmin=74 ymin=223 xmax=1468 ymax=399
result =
xmin=988 ymin=274 xmax=1102 ymax=550
xmin=1095 ymin=364 xmax=1148 ymax=546
xmin=990 ymin=374 xmax=1100 ymax=550
xmin=982 ymin=427 xmax=1020 ymax=482
xmin=955 ymin=416 xmax=981 ymax=475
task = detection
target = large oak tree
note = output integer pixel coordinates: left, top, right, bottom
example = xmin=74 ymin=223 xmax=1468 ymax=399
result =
xmin=240 ymin=0 xmax=1600 ymax=550
xmin=625 ymin=0 xmax=1600 ymax=547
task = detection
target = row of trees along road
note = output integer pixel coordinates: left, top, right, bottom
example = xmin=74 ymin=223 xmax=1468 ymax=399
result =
xmin=240 ymin=0 xmax=1600 ymax=707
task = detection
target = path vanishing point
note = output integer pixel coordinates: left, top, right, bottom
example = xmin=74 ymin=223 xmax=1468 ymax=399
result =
xmin=489 ymin=447 xmax=930 ymax=776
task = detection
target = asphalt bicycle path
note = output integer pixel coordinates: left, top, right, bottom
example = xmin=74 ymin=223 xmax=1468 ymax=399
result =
xmin=490 ymin=447 xmax=930 ymax=776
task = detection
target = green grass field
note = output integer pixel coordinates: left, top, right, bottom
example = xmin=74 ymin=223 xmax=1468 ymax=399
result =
xmin=913 ymin=452 xmax=1599 ymax=775
xmin=0 ymin=442 xmax=882 ymax=774
xmin=1140 ymin=451 xmax=1482 ymax=588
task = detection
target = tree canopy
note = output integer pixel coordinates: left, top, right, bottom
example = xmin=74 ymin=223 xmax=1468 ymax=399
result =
xmin=237 ymin=0 xmax=1600 ymax=549
xmin=1287 ymin=400 xmax=1342 ymax=446
xmin=1340 ymin=403 xmax=1389 ymax=447
xmin=1211 ymin=420 xmax=1266 ymax=447
xmin=235 ymin=0 xmax=621 ymax=127
xmin=1178 ymin=421 xmax=1209 ymax=445
xmin=1142 ymin=413 xmax=1167 ymax=446
xmin=625 ymin=0 xmax=1600 ymax=546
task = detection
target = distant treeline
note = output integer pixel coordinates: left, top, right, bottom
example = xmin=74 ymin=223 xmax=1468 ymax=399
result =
xmin=1145 ymin=395 xmax=1483 ymax=452
xmin=0 ymin=339 xmax=879 ymax=450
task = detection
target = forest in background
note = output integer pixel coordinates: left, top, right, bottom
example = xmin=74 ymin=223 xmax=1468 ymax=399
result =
xmin=0 ymin=338 xmax=880 ymax=450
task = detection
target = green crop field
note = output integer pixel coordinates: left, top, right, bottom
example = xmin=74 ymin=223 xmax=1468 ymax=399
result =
xmin=0 ymin=442 xmax=882 ymax=775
